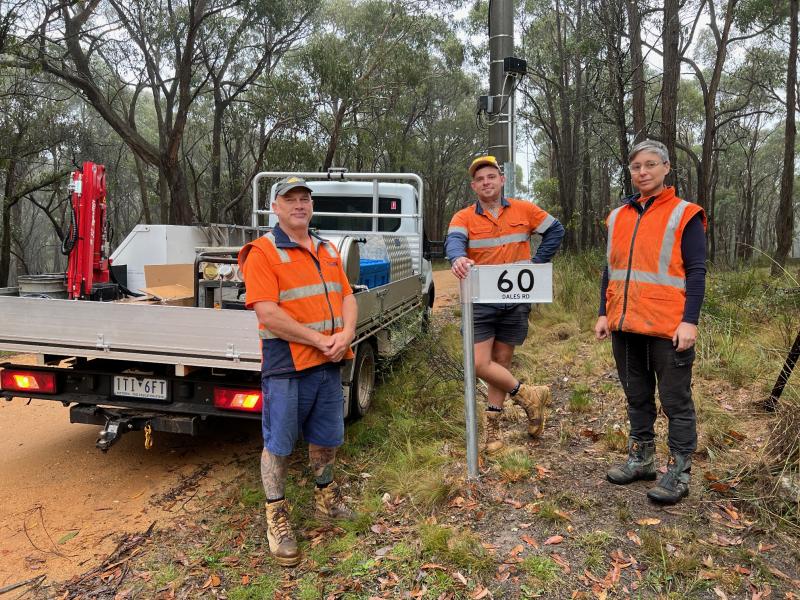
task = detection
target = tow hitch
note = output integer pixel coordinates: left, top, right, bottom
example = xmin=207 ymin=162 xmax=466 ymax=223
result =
xmin=70 ymin=405 xmax=200 ymax=452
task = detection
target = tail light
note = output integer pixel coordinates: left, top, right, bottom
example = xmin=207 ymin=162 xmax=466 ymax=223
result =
xmin=213 ymin=387 xmax=262 ymax=413
xmin=0 ymin=369 xmax=57 ymax=394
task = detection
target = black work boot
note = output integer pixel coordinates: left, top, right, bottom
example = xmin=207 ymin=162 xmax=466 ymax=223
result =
xmin=606 ymin=438 xmax=656 ymax=485
xmin=647 ymin=453 xmax=691 ymax=504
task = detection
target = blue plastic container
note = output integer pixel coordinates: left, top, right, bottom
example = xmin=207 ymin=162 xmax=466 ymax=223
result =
xmin=358 ymin=259 xmax=390 ymax=288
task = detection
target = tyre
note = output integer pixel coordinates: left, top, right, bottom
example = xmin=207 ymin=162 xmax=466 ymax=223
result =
xmin=350 ymin=341 xmax=376 ymax=418
xmin=421 ymin=281 xmax=435 ymax=333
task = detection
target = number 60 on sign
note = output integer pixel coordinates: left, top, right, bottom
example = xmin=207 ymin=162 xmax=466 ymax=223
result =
xmin=465 ymin=263 xmax=553 ymax=304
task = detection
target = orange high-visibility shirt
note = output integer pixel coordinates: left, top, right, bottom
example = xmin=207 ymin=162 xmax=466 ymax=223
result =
xmin=446 ymin=197 xmax=555 ymax=264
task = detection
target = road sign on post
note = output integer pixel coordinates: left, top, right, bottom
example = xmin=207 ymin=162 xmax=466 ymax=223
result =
xmin=460 ymin=263 xmax=553 ymax=479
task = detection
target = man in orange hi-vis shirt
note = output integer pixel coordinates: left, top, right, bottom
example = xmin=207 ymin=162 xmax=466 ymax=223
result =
xmin=445 ymin=156 xmax=565 ymax=456
xmin=239 ymin=176 xmax=357 ymax=567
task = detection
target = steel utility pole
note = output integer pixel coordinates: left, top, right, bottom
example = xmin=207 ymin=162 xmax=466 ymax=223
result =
xmin=488 ymin=0 xmax=514 ymax=192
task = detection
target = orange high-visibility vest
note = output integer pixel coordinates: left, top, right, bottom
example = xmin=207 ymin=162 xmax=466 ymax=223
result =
xmin=239 ymin=225 xmax=354 ymax=376
xmin=605 ymin=187 xmax=706 ymax=339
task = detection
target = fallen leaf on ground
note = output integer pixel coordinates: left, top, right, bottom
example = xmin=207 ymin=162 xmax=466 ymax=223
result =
xmin=420 ymin=563 xmax=447 ymax=571
xmin=626 ymin=531 xmax=642 ymax=546
xmin=521 ymin=534 xmax=538 ymax=547
xmin=544 ymin=535 xmax=564 ymax=545
xmin=636 ymin=518 xmax=661 ymax=526
xmin=507 ymin=544 xmax=524 ymax=557
xmin=471 ymin=586 xmax=489 ymax=599
xmin=551 ymin=553 xmax=571 ymax=573
xmin=708 ymin=533 xmax=742 ymax=547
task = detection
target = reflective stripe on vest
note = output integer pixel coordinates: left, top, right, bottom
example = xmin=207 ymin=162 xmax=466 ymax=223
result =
xmin=468 ymin=232 xmax=530 ymax=249
xmin=263 ymin=232 xmax=291 ymax=263
xmin=260 ymin=316 xmax=344 ymax=340
xmin=448 ymin=225 xmax=468 ymax=237
xmin=535 ymin=214 xmax=555 ymax=234
xmin=607 ymin=200 xmax=690 ymax=291
xmin=279 ymin=281 xmax=343 ymax=302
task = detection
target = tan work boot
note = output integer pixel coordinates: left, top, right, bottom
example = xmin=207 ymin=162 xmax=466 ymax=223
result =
xmin=514 ymin=384 xmax=550 ymax=438
xmin=315 ymin=482 xmax=355 ymax=520
xmin=264 ymin=499 xmax=300 ymax=567
xmin=482 ymin=409 xmax=505 ymax=454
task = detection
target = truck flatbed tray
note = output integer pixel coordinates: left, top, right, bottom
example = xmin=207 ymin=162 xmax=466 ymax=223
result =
xmin=0 ymin=297 xmax=262 ymax=371
xmin=0 ymin=275 xmax=423 ymax=373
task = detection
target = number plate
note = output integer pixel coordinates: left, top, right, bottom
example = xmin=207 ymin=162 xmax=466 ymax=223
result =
xmin=113 ymin=376 xmax=168 ymax=400
xmin=466 ymin=263 xmax=553 ymax=304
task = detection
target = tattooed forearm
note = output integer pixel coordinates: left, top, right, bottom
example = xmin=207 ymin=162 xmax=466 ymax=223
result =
xmin=308 ymin=444 xmax=336 ymax=487
xmin=261 ymin=448 xmax=288 ymax=500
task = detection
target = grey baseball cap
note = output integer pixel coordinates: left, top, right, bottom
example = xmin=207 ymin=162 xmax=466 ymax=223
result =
xmin=275 ymin=176 xmax=313 ymax=197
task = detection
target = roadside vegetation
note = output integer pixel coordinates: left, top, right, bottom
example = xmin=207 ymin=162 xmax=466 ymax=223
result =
xmin=47 ymin=255 xmax=799 ymax=599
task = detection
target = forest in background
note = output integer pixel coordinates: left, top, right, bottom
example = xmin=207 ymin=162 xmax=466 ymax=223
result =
xmin=0 ymin=0 xmax=797 ymax=286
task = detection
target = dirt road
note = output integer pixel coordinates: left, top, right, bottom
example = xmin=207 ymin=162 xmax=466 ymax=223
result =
xmin=0 ymin=390 xmax=260 ymax=586
xmin=432 ymin=268 xmax=459 ymax=312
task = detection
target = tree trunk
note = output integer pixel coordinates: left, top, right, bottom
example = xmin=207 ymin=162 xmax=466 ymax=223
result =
xmin=661 ymin=0 xmax=680 ymax=185
xmin=210 ymin=96 xmax=224 ymax=223
xmin=162 ymin=157 xmax=195 ymax=225
xmin=134 ymin=155 xmax=152 ymax=225
xmin=580 ymin=118 xmax=591 ymax=250
xmin=772 ymin=0 xmax=798 ymax=274
xmin=0 ymin=160 xmax=16 ymax=286
xmin=323 ymin=101 xmax=349 ymax=171
xmin=626 ymin=0 xmax=646 ymax=142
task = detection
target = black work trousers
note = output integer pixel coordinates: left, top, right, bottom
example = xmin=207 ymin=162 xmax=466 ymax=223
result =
xmin=611 ymin=331 xmax=697 ymax=456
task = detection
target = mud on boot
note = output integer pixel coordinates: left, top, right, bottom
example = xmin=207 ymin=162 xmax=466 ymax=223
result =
xmin=514 ymin=384 xmax=550 ymax=438
xmin=482 ymin=409 xmax=505 ymax=455
xmin=647 ymin=453 xmax=691 ymax=504
xmin=607 ymin=438 xmax=656 ymax=485
xmin=265 ymin=499 xmax=300 ymax=567
xmin=315 ymin=481 xmax=355 ymax=520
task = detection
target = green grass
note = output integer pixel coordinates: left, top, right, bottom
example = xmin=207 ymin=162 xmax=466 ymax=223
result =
xmin=227 ymin=575 xmax=281 ymax=599
xmin=495 ymin=450 xmax=535 ymax=482
xmin=519 ymin=555 xmax=561 ymax=590
xmin=568 ymin=383 xmax=592 ymax=412
xmin=419 ymin=523 xmax=494 ymax=575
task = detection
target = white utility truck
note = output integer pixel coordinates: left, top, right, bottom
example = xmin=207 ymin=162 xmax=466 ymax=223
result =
xmin=0 ymin=169 xmax=434 ymax=450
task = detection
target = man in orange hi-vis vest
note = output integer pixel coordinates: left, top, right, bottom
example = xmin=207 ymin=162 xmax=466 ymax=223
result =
xmin=595 ymin=140 xmax=707 ymax=505
xmin=445 ymin=156 xmax=565 ymax=456
xmin=239 ymin=176 xmax=357 ymax=567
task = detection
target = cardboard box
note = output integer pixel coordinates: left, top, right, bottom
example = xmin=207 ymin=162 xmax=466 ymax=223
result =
xmin=141 ymin=264 xmax=196 ymax=306
xmin=140 ymin=283 xmax=195 ymax=306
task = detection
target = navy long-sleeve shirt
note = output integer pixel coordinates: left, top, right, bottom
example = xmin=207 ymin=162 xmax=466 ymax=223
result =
xmin=598 ymin=212 xmax=706 ymax=324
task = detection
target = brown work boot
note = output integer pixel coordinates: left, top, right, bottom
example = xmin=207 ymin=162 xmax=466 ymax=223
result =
xmin=315 ymin=482 xmax=355 ymax=520
xmin=264 ymin=499 xmax=300 ymax=567
xmin=514 ymin=384 xmax=550 ymax=438
xmin=482 ymin=409 xmax=505 ymax=455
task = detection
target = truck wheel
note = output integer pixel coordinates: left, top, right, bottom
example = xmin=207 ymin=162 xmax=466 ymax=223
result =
xmin=350 ymin=341 xmax=376 ymax=418
xmin=421 ymin=281 xmax=435 ymax=333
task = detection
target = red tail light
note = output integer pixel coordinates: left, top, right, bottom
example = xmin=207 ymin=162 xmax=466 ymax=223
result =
xmin=0 ymin=369 xmax=57 ymax=394
xmin=213 ymin=387 xmax=262 ymax=413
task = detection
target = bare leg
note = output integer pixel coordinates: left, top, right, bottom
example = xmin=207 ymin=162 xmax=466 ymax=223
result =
xmin=308 ymin=444 xmax=336 ymax=487
xmin=261 ymin=448 xmax=288 ymax=500
xmin=474 ymin=338 xmax=518 ymax=408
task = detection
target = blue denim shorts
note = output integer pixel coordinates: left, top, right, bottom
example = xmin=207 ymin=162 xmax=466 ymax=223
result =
xmin=261 ymin=365 xmax=345 ymax=456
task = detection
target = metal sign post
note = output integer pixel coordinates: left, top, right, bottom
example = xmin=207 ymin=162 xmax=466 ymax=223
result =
xmin=461 ymin=263 xmax=553 ymax=479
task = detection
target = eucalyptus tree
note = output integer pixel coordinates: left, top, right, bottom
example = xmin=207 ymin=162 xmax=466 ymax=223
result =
xmin=7 ymin=0 xmax=308 ymax=224
xmin=773 ymin=0 xmax=798 ymax=273
xmin=0 ymin=72 xmax=74 ymax=285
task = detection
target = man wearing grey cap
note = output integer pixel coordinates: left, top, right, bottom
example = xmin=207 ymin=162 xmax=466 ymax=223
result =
xmin=239 ymin=176 xmax=358 ymax=566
